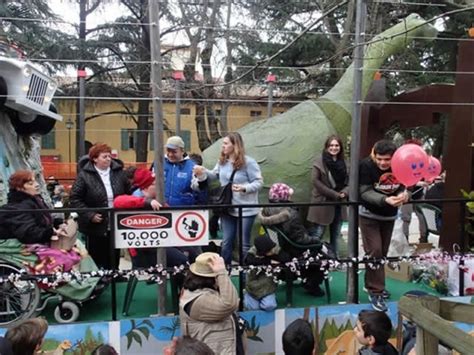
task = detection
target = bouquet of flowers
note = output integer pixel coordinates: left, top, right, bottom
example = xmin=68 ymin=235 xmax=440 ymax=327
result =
xmin=411 ymin=251 xmax=449 ymax=295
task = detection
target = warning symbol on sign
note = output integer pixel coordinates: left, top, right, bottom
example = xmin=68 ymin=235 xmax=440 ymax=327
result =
xmin=175 ymin=211 xmax=207 ymax=242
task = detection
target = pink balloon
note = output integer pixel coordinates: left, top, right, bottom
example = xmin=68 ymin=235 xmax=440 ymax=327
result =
xmin=423 ymin=156 xmax=442 ymax=182
xmin=391 ymin=144 xmax=429 ymax=186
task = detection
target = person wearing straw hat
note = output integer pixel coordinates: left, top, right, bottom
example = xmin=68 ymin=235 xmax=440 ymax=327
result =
xmin=179 ymin=252 xmax=241 ymax=355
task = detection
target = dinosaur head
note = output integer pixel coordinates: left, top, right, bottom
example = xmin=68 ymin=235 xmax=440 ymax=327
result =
xmin=377 ymin=13 xmax=438 ymax=42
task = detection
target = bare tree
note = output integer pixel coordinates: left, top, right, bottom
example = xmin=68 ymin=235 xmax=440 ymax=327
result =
xmin=180 ymin=0 xmax=223 ymax=150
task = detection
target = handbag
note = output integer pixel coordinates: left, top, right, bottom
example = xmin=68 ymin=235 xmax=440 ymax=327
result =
xmin=209 ymin=169 xmax=237 ymax=214
xmin=447 ymin=257 xmax=474 ymax=296
xmin=50 ymin=217 xmax=78 ymax=251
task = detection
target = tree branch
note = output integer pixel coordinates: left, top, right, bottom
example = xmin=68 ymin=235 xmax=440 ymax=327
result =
xmin=311 ymin=4 xmax=474 ymax=70
xmin=85 ymin=0 xmax=102 ymax=16
xmin=120 ymin=0 xmax=141 ymax=20
xmin=102 ymin=44 xmax=140 ymax=87
xmin=85 ymin=23 xmax=115 ymax=36
xmin=86 ymin=65 xmax=126 ymax=81
xmin=161 ymin=44 xmax=190 ymax=57
xmin=199 ymin=0 xmax=349 ymax=88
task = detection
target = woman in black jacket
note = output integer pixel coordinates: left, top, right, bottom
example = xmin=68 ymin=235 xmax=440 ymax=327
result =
xmin=0 ymin=170 xmax=65 ymax=244
xmin=70 ymin=143 xmax=130 ymax=269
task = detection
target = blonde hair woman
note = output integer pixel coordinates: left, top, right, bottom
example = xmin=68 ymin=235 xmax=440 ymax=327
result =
xmin=200 ymin=132 xmax=263 ymax=265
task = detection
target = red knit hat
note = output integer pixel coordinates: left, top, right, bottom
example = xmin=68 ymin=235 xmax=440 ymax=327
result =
xmin=133 ymin=169 xmax=155 ymax=190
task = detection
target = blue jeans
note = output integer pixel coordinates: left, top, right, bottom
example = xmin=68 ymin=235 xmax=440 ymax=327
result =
xmin=131 ymin=247 xmax=188 ymax=268
xmin=220 ymin=214 xmax=256 ymax=265
xmin=243 ymin=292 xmax=277 ymax=311
xmin=307 ymin=206 xmax=343 ymax=255
xmin=178 ymin=246 xmax=202 ymax=263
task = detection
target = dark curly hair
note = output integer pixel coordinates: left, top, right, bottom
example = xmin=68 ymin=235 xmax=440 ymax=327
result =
xmin=183 ymin=271 xmax=216 ymax=291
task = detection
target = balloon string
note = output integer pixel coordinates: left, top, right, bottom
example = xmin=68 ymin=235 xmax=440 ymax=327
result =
xmin=410 ymin=186 xmax=425 ymax=196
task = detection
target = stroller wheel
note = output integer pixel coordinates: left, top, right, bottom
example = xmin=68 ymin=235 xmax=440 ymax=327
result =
xmin=54 ymin=301 xmax=80 ymax=323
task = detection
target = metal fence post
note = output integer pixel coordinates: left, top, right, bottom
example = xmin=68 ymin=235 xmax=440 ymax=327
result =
xmin=109 ymin=208 xmax=117 ymax=321
xmin=238 ymin=207 xmax=244 ymax=311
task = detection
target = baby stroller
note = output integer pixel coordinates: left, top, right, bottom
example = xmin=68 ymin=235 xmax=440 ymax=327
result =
xmin=0 ymin=238 xmax=108 ymax=326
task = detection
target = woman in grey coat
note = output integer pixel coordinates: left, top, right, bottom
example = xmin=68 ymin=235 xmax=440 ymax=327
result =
xmin=306 ymin=135 xmax=349 ymax=256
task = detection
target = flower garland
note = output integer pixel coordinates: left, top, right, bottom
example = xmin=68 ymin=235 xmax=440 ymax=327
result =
xmin=0 ymin=250 xmax=473 ymax=289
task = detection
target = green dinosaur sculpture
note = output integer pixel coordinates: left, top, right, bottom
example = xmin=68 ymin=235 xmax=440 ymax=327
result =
xmin=203 ymin=14 xmax=438 ymax=202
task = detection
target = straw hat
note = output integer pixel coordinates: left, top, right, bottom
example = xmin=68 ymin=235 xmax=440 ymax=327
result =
xmin=189 ymin=252 xmax=220 ymax=277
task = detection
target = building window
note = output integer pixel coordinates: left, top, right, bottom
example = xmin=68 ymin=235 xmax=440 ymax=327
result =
xmin=180 ymin=108 xmax=191 ymax=115
xmin=181 ymin=130 xmax=191 ymax=150
xmin=121 ymin=129 xmax=137 ymax=150
xmin=250 ymin=110 xmax=262 ymax=117
xmin=41 ymin=129 xmax=55 ymax=149
xmin=215 ymin=109 xmax=222 ymax=116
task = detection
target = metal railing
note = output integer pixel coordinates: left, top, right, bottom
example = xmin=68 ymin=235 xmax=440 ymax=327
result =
xmin=0 ymin=197 xmax=472 ymax=322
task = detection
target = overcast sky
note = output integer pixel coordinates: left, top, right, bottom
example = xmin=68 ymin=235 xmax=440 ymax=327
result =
xmin=50 ymin=0 xmax=127 ymax=30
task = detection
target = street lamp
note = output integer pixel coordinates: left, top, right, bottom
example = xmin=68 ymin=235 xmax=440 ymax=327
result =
xmin=65 ymin=118 xmax=74 ymax=163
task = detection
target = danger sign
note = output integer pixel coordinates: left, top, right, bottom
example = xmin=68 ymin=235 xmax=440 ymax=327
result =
xmin=175 ymin=212 xmax=207 ymax=242
xmin=114 ymin=210 xmax=209 ymax=249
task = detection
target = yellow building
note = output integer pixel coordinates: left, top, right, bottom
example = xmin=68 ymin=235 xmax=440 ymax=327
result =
xmin=41 ymin=99 xmax=291 ymax=166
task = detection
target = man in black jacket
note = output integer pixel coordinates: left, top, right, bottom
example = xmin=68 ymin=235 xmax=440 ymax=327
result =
xmin=359 ymin=140 xmax=409 ymax=312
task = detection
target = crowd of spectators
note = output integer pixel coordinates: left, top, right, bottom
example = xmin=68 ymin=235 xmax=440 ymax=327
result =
xmin=0 ymin=132 xmax=449 ymax=354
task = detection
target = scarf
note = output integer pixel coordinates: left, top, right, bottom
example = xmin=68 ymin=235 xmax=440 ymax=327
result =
xmin=322 ymin=151 xmax=347 ymax=191
xmin=34 ymin=195 xmax=53 ymax=226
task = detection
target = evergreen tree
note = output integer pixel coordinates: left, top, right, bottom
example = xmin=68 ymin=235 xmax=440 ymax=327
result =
xmin=0 ymin=1 xmax=76 ymax=72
